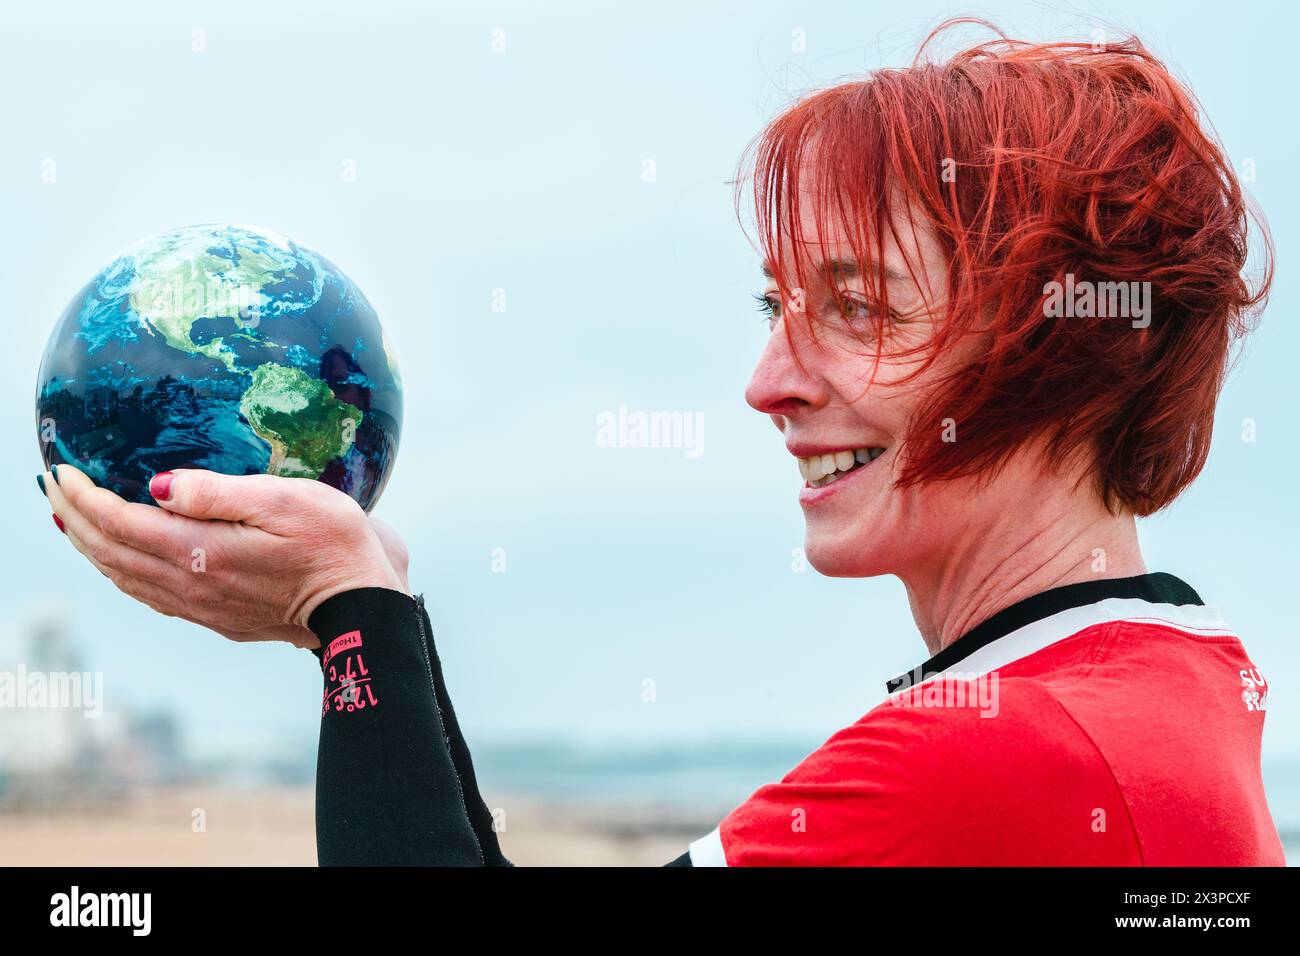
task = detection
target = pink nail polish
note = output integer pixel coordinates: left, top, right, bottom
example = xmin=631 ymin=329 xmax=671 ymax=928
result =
xmin=150 ymin=471 xmax=174 ymax=501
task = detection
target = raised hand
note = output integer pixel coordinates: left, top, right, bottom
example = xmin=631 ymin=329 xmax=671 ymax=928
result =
xmin=40 ymin=465 xmax=407 ymax=644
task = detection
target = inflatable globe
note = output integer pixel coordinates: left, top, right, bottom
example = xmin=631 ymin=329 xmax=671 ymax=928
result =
xmin=35 ymin=224 xmax=401 ymax=510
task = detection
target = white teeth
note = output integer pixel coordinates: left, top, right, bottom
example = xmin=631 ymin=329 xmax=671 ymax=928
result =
xmin=795 ymin=446 xmax=885 ymax=484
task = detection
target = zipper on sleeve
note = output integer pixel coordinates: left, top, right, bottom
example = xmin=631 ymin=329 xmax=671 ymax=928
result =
xmin=413 ymin=592 xmax=484 ymax=865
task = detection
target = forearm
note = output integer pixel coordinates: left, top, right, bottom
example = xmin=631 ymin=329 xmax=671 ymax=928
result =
xmin=309 ymin=587 xmax=509 ymax=866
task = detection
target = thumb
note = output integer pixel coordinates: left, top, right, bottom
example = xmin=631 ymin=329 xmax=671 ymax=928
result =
xmin=149 ymin=469 xmax=284 ymax=522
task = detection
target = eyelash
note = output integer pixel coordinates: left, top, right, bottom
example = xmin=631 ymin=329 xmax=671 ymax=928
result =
xmin=752 ymin=292 xmax=900 ymax=325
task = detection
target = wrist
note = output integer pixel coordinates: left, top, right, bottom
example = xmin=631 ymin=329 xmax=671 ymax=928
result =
xmin=299 ymin=570 xmax=409 ymax=629
xmin=306 ymin=585 xmax=422 ymax=654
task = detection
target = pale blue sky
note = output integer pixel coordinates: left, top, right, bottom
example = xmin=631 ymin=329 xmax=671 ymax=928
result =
xmin=2 ymin=0 xmax=1296 ymax=786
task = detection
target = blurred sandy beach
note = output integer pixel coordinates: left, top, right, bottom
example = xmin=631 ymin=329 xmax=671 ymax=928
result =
xmin=0 ymin=786 xmax=703 ymax=866
xmin=2 ymin=784 xmax=1294 ymax=866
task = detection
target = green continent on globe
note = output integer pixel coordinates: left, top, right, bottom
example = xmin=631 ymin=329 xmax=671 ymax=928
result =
xmin=239 ymin=362 xmax=364 ymax=478
xmin=128 ymin=233 xmax=290 ymax=372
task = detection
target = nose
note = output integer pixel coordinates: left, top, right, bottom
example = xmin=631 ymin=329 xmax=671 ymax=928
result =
xmin=745 ymin=320 xmax=829 ymax=420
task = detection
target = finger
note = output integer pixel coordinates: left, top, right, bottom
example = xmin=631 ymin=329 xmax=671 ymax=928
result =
xmin=68 ymin=517 xmax=194 ymax=598
xmin=369 ymin=515 xmax=404 ymax=554
xmin=148 ymin=468 xmax=301 ymax=525
xmin=46 ymin=470 xmax=198 ymax=592
xmin=369 ymin=515 xmax=410 ymax=584
xmin=63 ymin=525 xmax=262 ymax=635
xmin=97 ymin=571 xmax=186 ymax=622
xmin=61 ymin=523 xmax=180 ymax=619
xmin=47 ymin=464 xmax=196 ymax=565
xmin=64 ymin=523 xmax=111 ymax=578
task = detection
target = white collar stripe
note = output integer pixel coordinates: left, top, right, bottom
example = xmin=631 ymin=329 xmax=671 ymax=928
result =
xmin=888 ymin=598 xmax=1233 ymax=701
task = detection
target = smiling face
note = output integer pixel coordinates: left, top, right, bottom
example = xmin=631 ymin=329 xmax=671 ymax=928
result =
xmin=735 ymin=37 xmax=1258 ymax=638
xmin=744 ymin=203 xmax=995 ymax=580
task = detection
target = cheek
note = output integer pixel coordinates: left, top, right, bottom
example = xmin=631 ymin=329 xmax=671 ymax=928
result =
xmin=883 ymin=477 xmax=947 ymax=550
xmin=802 ymin=452 xmax=958 ymax=577
xmin=827 ymin=355 xmax=917 ymax=425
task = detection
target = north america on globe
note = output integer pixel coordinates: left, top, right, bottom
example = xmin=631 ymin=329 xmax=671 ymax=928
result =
xmin=35 ymin=224 xmax=402 ymax=511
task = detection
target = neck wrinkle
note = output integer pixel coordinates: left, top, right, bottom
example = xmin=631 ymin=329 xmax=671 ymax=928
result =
xmin=903 ymin=501 xmax=1146 ymax=658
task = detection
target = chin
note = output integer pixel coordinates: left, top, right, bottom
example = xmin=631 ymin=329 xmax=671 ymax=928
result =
xmin=804 ymin=531 xmax=895 ymax=578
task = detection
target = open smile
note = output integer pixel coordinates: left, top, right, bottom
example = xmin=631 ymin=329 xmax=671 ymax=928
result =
xmin=797 ymin=446 xmax=886 ymax=487
xmin=795 ymin=446 xmax=887 ymax=504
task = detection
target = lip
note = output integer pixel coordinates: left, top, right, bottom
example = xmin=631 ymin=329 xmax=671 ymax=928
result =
xmin=797 ymin=448 xmax=887 ymax=505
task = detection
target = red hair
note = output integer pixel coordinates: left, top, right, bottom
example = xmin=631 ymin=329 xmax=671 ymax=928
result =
xmin=739 ymin=19 xmax=1271 ymax=515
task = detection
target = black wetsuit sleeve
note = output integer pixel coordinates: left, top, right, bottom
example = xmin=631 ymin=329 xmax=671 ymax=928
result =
xmin=308 ymin=586 xmax=696 ymax=867
xmin=308 ymin=587 xmax=510 ymax=866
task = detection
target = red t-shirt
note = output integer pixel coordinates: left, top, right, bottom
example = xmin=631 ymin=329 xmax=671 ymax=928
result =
xmin=687 ymin=573 xmax=1284 ymax=866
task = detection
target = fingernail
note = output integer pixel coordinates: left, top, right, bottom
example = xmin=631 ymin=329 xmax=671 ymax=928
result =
xmin=37 ymin=474 xmax=46 ymax=497
xmin=52 ymin=514 xmax=65 ymax=534
xmin=149 ymin=471 xmax=174 ymax=501
xmin=51 ymin=464 xmax=60 ymax=485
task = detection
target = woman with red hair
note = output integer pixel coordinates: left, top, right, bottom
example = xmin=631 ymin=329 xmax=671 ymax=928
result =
xmin=39 ymin=22 xmax=1283 ymax=866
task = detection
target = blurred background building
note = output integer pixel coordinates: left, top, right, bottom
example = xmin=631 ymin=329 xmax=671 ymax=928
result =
xmin=0 ymin=603 xmax=190 ymax=808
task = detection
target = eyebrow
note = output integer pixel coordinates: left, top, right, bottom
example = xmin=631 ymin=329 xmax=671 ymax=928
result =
xmin=761 ymin=258 xmax=908 ymax=283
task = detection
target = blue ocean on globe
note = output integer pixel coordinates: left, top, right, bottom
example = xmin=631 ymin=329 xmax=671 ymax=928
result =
xmin=35 ymin=224 xmax=402 ymax=510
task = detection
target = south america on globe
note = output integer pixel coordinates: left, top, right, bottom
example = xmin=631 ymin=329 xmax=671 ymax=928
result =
xmin=35 ymin=224 xmax=402 ymax=510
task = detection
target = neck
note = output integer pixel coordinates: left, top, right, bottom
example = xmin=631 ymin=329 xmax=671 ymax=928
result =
xmin=900 ymin=485 xmax=1146 ymax=656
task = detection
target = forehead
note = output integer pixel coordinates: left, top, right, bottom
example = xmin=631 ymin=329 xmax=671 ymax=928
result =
xmin=760 ymin=189 xmax=946 ymax=291
xmin=761 ymin=257 xmax=908 ymax=284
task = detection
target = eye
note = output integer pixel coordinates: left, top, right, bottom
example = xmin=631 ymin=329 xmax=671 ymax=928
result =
xmin=753 ymin=292 xmax=781 ymax=328
xmin=839 ymin=294 xmax=875 ymax=320
xmin=836 ymin=292 xmax=901 ymax=326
